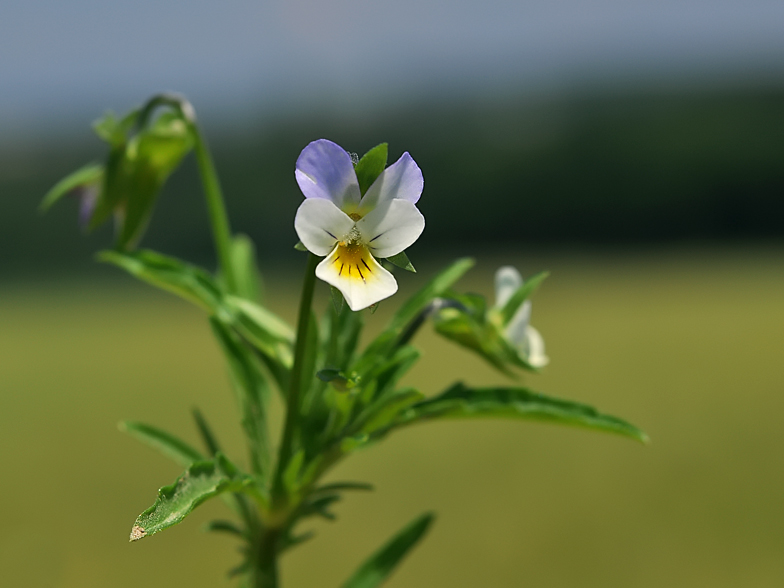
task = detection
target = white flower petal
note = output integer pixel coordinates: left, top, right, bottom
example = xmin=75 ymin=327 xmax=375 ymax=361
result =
xmin=505 ymin=300 xmax=531 ymax=347
xmin=525 ymin=325 xmax=549 ymax=368
xmin=316 ymin=244 xmax=398 ymax=311
xmin=356 ymin=199 xmax=425 ymax=259
xmin=295 ymin=139 xmax=361 ymax=211
xmin=359 ymin=152 xmax=423 ymax=214
xmin=294 ymin=198 xmax=354 ymax=256
xmin=494 ymin=266 xmax=522 ymax=308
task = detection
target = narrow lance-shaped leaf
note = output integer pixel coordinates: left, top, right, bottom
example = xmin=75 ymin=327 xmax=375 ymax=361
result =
xmin=222 ymin=295 xmax=294 ymax=376
xmin=353 ymin=388 xmax=425 ymax=438
xmin=119 ymin=421 xmax=203 ymax=467
xmin=98 ymin=249 xmax=223 ymax=314
xmin=354 ymin=258 xmax=474 ymax=374
xmin=340 ymin=513 xmax=435 ymax=588
xmin=391 ymin=382 xmax=649 ymax=443
xmin=499 ymin=270 xmax=549 ymax=325
xmin=130 ymin=455 xmax=248 ymax=542
xmin=209 ymin=318 xmax=272 ymax=480
xmin=388 ymin=257 xmax=474 ymax=332
xmin=40 ymin=162 xmax=103 ymax=212
xmin=192 ymin=408 xmax=222 ymax=456
xmin=227 ymin=233 xmax=263 ymax=302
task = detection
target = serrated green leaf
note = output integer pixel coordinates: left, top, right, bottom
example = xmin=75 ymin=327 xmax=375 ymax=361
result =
xmin=355 ymin=143 xmax=388 ymax=195
xmin=499 ymin=271 xmax=549 ymax=325
xmin=40 ymin=163 xmax=104 ymax=212
xmin=228 ymin=233 xmax=262 ymax=302
xmin=384 ymin=251 xmax=416 ymax=273
xmin=130 ymin=455 xmax=249 ymax=542
xmin=341 ymin=513 xmax=435 ymax=588
xmin=98 ymin=249 xmax=223 ymax=313
xmin=119 ymin=421 xmax=204 ymax=467
xmin=393 ymin=382 xmax=649 ymax=443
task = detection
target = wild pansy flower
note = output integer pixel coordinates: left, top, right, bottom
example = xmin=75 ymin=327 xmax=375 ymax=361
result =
xmin=294 ymin=139 xmax=425 ymax=311
xmin=494 ymin=266 xmax=549 ymax=368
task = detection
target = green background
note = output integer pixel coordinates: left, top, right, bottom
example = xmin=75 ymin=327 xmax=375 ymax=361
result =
xmin=2 ymin=247 xmax=782 ymax=587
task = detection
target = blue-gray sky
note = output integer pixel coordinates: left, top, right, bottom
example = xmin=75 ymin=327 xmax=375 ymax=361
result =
xmin=2 ymin=0 xmax=784 ymax=135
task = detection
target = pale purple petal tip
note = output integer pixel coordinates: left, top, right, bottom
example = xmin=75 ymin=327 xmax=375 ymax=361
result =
xmin=295 ymin=139 xmax=361 ymax=211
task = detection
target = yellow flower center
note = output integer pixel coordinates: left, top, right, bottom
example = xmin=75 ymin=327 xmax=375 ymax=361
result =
xmin=332 ymin=242 xmax=375 ymax=283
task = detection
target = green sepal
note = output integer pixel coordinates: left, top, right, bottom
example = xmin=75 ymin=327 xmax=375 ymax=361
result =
xmin=355 ymin=143 xmax=388 ymax=196
xmin=114 ymin=112 xmax=194 ymax=249
xmin=340 ymin=513 xmax=435 ymax=588
xmin=227 ymin=233 xmax=263 ymax=302
xmin=394 ymin=382 xmax=649 ymax=443
xmin=129 ymin=454 xmax=252 ymax=542
xmin=499 ymin=270 xmax=549 ymax=325
xmin=294 ymin=241 xmax=308 ymax=252
xmin=331 ymin=285 xmax=345 ymax=314
xmin=119 ymin=421 xmax=204 ymax=467
xmin=40 ymin=163 xmax=104 ymax=212
xmin=384 ymin=251 xmax=416 ymax=273
xmin=98 ymin=249 xmax=223 ymax=314
xmin=92 ymin=109 xmax=140 ymax=146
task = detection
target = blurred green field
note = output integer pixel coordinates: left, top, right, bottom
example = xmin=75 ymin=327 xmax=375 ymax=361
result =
xmin=1 ymin=247 xmax=783 ymax=588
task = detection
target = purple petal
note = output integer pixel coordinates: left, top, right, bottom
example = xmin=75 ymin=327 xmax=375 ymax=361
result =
xmin=295 ymin=139 xmax=361 ymax=212
xmin=75 ymin=184 xmax=100 ymax=230
xmin=359 ymin=152 xmax=423 ymax=214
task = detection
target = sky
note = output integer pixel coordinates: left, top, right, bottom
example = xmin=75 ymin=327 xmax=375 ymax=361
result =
xmin=2 ymin=0 xmax=784 ymax=136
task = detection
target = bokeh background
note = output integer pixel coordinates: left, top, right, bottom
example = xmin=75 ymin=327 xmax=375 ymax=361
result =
xmin=1 ymin=1 xmax=783 ymax=587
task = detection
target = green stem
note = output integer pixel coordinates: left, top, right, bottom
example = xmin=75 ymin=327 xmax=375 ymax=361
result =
xmin=189 ymin=122 xmax=238 ymax=293
xmin=135 ymin=93 xmax=237 ymax=292
xmin=273 ymin=253 xmax=319 ymax=504
xmin=253 ymin=529 xmax=280 ymax=588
